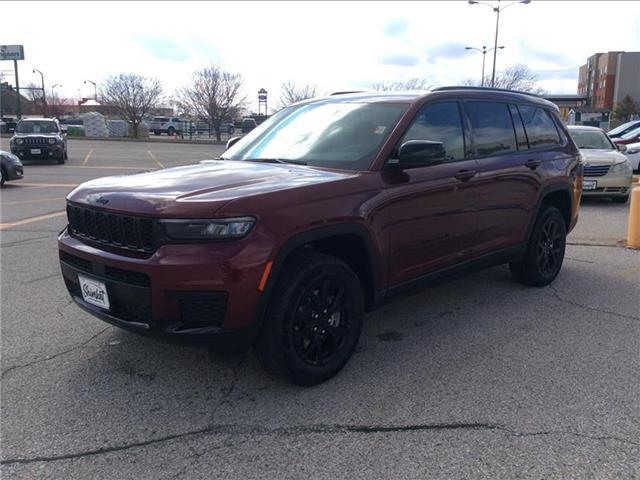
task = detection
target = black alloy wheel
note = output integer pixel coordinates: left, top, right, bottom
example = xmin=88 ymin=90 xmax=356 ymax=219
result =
xmin=291 ymin=277 xmax=352 ymax=367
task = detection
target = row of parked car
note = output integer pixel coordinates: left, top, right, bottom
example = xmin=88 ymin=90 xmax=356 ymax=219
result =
xmin=148 ymin=116 xmax=258 ymax=137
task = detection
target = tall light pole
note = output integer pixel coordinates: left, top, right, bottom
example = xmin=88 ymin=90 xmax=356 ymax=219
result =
xmin=84 ymin=79 xmax=97 ymax=102
xmin=465 ymin=45 xmax=505 ymax=86
xmin=468 ymin=0 xmax=530 ymax=87
xmin=33 ymin=67 xmax=46 ymax=114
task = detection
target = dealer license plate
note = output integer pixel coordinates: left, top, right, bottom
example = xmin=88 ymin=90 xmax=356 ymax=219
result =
xmin=78 ymin=275 xmax=110 ymax=309
xmin=30 ymin=148 xmax=41 ymax=155
xmin=583 ymin=180 xmax=597 ymax=191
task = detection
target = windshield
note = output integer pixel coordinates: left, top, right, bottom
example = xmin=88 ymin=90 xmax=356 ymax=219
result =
xmin=609 ymin=121 xmax=639 ymax=136
xmin=16 ymin=120 xmax=58 ymax=134
xmin=223 ymin=102 xmax=408 ymax=170
xmin=621 ymin=126 xmax=640 ymax=139
xmin=569 ymin=129 xmax=614 ymax=150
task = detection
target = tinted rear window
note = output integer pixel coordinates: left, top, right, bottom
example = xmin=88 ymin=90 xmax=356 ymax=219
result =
xmin=465 ymin=101 xmax=517 ymax=156
xmin=518 ymin=105 xmax=560 ymax=147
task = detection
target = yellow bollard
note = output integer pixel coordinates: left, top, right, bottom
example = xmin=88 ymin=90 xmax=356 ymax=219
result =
xmin=627 ymin=187 xmax=640 ymax=249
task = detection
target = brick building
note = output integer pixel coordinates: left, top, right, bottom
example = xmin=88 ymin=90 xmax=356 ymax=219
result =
xmin=577 ymin=51 xmax=640 ymax=109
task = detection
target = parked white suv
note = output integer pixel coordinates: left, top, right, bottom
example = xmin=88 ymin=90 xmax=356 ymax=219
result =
xmin=150 ymin=117 xmax=187 ymax=136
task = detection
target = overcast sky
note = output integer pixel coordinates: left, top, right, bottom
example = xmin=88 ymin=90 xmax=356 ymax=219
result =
xmin=2 ymin=1 xmax=639 ymax=111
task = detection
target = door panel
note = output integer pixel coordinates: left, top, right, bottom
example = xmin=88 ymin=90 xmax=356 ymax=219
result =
xmin=463 ymin=101 xmax=541 ymax=255
xmin=382 ymin=159 xmax=480 ymax=286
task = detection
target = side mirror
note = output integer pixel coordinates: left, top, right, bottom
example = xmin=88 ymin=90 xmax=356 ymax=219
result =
xmin=226 ymin=136 xmax=242 ymax=150
xmin=389 ymin=140 xmax=446 ymax=169
xmin=616 ymin=143 xmax=627 ymax=153
xmin=60 ymin=127 xmax=68 ymax=135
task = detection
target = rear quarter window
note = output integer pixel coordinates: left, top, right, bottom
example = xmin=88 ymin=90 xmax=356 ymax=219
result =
xmin=518 ymin=105 xmax=560 ymax=148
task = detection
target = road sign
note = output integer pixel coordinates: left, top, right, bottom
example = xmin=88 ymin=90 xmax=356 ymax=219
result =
xmin=0 ymin=45 xmax=25 ymax=61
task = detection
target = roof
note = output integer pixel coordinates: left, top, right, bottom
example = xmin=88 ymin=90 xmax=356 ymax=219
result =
xmin=567 ymin=125 xmax=603 ymax=131
xmin=297 ymin=87 xmax=556 ymax=109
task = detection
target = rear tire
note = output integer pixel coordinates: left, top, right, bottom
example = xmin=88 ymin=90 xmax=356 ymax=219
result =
xmin=510 ymin=205 xmax=566 ymax=287
xmin=254 ymin=253 xmax=364 ymax=385
xmin=167 ymin=127 xmax=176 ymax=136
xmin=611 ymin=195 xmax=629 ymax=204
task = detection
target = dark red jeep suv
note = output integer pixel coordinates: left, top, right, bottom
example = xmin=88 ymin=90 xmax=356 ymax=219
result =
xmin=59 ymin=88 xmax=582 ymax=384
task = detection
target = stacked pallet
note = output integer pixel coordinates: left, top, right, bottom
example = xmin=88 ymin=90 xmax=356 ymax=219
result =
xmin=107 ymin=120 xmax=128 ymax=138
xmin=82 ymin=112 xmax=108 ymax=138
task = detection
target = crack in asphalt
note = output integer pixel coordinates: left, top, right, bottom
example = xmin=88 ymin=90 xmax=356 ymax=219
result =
xmin=0 ymin=326 xmax=111 ymax=380
xmin=2 ymin=422 xmax=638 ymax=466
xmin=22 ymin=271 xmax=61 ymax=285
xmin=548 ymin=285 xmax=639 ymax=323
xmin=566 ymin=241 xmax=625 ymax=248
xmin=0 ymin=234 xmax=54 ymax=248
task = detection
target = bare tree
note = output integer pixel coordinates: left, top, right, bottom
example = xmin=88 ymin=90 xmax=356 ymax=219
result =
xmin=47 ymin=89 xmax=75 ymax=118
xmin=463 ymin=64 xmax=545 ymax=94
xmin=176 ymin=65 xmax=246 ymax=141
xmin=277 ymin=81 xmax=318 ymax=109
xmin=613 ymin=95 xmax=639 ymax=122
xmin=24 ymin=82 xmax=46 ymax=115
xmin=101 ymin=74 xmax=163 ymax=138
xmin=371 ymin=78 xmax=431 ymax=91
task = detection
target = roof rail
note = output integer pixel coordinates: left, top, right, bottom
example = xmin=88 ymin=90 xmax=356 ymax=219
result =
xmin=431 ymin=86 xmax=542 ymax=98
xmin=329 ymin=90 xmax=366 ymax=96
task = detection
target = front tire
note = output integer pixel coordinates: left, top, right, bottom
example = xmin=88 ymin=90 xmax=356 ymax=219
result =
xmin=510 ymin=205 xmax=567 ymax=287
xmin=254 ymin=253 xmax=364 ymax=385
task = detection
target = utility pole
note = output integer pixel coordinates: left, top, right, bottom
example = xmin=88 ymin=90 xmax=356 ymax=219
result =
xmin=14 ymin=59 xmax=21 ymax=118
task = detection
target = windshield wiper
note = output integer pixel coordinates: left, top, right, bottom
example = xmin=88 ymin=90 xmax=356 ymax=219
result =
xmin=244 ymin=158 xmax=307 ymax=165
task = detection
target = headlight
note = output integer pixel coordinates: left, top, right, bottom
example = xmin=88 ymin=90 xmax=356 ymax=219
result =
xmin=160 ymin=217 xmax=255 ymax=240
xmin=15 ymin=138 xmax=24 ymax=145
xmin=47 ymin=138 xmax=56 ymax=145
xmin=610 ymin=160 xmax=632 ymax=173
xmin=610 ymin=160 xmax=632 ymax=174
xmin=627 ymin=148 xmax=640 ymax=155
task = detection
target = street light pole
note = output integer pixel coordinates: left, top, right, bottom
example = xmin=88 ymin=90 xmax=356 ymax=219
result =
xmin=468 ymin=0 xmax=530 ymax=88
xmin=491 ymin=4 xmax=500 ymax=87
xmin=33 ymin=67 xmax=46 ymax=114
xmin=465 ymin=45 xmax=504 ymax=87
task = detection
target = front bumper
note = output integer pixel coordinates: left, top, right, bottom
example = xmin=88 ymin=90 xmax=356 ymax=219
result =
xmin=582 ymin=171 xmax=633 ymax=197
xmin=11 ymin=144 xmax=64 ymax=159
xmin=58 ymin=228 xmax=273 ymax=349
xmin=4 ymin=162 xmax=23 ymax=180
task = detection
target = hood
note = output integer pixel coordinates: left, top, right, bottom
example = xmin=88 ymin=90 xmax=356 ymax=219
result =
xmin=580 ymin=149 xmax=628 ymax=166
xmin=67 ymin=160 xmax=355 ymax=217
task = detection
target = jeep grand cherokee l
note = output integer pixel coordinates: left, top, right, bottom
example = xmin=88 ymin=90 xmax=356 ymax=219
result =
xmin=59 ymin=88 xmax=582 ymax=385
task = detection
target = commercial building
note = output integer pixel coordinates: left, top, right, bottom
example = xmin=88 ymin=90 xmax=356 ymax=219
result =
xmin=577 ymin=51 xmax=640 ymax=109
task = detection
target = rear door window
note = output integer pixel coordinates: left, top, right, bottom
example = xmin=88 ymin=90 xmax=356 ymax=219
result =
xmin=518 ymin=105 xmax=560 ymax=147
xmin=402 ymin=102 xmax=465 ymax=163
xmin=465 ymin=101 xmax=517 ymax=156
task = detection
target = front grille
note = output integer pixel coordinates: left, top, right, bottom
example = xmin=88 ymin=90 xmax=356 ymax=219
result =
xmin=24 ymin=137 xmax=49 ymax=145
xmin=177 ymin=293 xmax=228 ymax=328
xmin=67 ymin=204 xmax=155 ymax=253
xmin=110 ymin=296 xmax=153 ymax=324
xmin=583 ymin=165 xmax=610 ymax=177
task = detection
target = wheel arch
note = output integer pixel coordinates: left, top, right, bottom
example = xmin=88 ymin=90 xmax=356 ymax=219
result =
xmin=255 ymin=223 xmax=384 ymax=329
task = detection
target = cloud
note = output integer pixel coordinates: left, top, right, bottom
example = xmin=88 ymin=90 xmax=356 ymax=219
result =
xmin=531 ymin=68 xmax=579 ymax=80
xmin=135 ymin=35 xmax=191 ymax=62
xmin=380 ymin=54 xmax=420 ymax=67
xmin=425 ymin=43 xmax=472 ymax=64
xmin=384 ymin=18 xmax=409 ymax=37
xmin=519 ymin=43 xmax=572 ymax=66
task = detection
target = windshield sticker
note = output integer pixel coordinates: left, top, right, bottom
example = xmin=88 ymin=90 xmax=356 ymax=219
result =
xmin=374 ymin=126 xmax=386 ymax=135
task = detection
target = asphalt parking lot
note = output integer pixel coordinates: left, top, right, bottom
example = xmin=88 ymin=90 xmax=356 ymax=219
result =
xmin=1 ymin=139 xmax=639 ymax=479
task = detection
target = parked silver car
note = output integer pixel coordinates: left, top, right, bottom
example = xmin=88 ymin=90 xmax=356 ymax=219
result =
xmin=568 ymin=125 xmax=633 ymax=203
